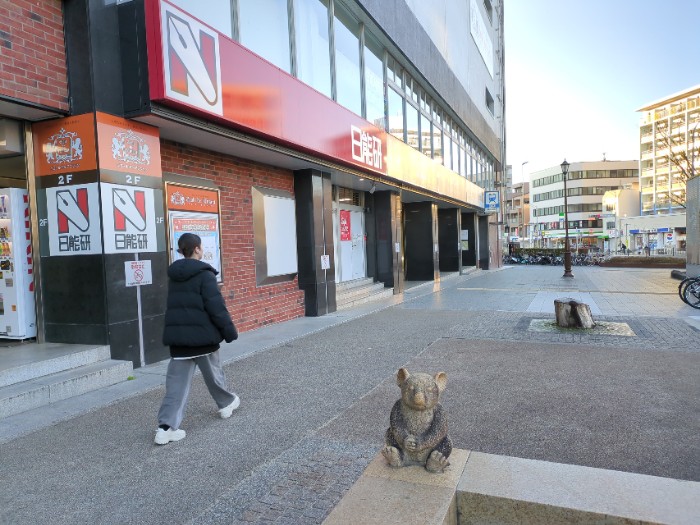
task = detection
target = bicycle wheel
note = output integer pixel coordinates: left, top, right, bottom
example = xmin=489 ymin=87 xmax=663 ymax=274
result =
xmin=683 ymin=279 xmax=700 ymax=308
xmin=678 ymin=277 xmax=694 ymax=305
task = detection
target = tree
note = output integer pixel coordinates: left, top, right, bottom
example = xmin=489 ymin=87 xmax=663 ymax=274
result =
xmin=653 ymin=120 xmax=699 ymax=209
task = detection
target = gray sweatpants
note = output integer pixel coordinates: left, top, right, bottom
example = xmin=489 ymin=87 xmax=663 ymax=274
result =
xmin=157 ymin=350 xmax=236 ymax=430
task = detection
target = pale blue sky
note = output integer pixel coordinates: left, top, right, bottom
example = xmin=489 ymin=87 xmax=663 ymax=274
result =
xmin=505 ymin=0 xmax=700 ymax=181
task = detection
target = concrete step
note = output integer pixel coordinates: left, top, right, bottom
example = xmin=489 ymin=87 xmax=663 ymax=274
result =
xmin=0 ymin=344 xmax=112 ymax=388
xmin=336 ymin=277 xmax=375 ymax=293
xmin=336 ymin=278 xmax=394 ymax=310
xmin=337 ymin=281 xmax=387 ymax=303
xmin=0 ymin=359 xmax=133 ymax=419
xmin=337 ymin=287 xmax=395 ymax=310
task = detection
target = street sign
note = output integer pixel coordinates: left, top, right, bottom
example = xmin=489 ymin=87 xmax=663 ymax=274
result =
xmin=484 ymin=191 xmax=500 ymax=212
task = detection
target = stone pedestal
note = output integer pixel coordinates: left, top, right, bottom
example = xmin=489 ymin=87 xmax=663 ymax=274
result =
xmin=554 ymin=298 xmax=595 ymax=329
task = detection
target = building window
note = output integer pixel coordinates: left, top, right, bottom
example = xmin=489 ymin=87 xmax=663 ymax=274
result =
xmin=364 ymin=34 xmax=385 ymax=128
xmin=420 ymin=112 xmax=432 ymax=157
xmin=387 ymin=87 xmax=405 ymax=141
xmin=333 ymin=4 xmax=362 ymax=115
xmin=294 ymin=0 xmax=332 ymax=98
xmin=406 ymin=102 xmax=419 ymax=151
xmin=239 ymin=0 xmax=291 ymax=73
xmin=169 ymin=0 xmax=233 ymax=38
xmin=485 ymin=88 xmax=494 ymax=115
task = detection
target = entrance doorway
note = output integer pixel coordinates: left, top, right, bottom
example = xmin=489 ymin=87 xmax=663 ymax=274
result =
xmin=333 ymin=188 xmax=367 ymax=283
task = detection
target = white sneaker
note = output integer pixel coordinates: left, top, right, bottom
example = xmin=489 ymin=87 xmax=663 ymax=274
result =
xmin=218 ymin=394 xmax=240 ymax=419
xmin=154 ymin=427 xmax=186 ymax=445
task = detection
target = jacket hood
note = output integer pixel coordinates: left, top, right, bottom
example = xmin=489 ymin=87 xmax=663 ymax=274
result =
xmin=168 ymin=258 xmax=218 ymax=282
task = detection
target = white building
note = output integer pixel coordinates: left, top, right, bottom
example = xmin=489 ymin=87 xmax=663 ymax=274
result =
xmin=530 ymin=161 xmax=639 ymax=251
xmin=637 ymin=85 xmax=700 ymax=215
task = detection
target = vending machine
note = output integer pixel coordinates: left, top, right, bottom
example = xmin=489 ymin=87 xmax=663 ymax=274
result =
xmin=0 ymin=188 xmax=36 ymax=339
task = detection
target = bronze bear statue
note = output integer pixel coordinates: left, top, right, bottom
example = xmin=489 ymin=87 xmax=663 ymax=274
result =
xmin=382 ymin=368 xmax=452 ymax=473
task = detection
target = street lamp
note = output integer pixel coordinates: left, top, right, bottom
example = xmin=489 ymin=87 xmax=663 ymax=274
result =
xmin=561 ymin=159 xmax=573 ymax=278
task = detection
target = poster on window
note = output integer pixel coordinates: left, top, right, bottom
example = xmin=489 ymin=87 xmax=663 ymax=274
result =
xmin=340 ymin=210 xmax=351 ymax=241
xmin=168 ymin=212 xmax=222 ymax=282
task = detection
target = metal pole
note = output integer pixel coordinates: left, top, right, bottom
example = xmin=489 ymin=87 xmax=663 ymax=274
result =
xmin=562 ymin=163 xmax=573 ymax=277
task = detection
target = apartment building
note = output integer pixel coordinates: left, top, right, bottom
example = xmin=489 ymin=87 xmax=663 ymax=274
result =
xmin=504 ymin=181 xmax=529 ymax=248
xmin=530 ymin=161 xmax=638 ymax=251
xmin=638 ymin=85 xmax=700 ymax=215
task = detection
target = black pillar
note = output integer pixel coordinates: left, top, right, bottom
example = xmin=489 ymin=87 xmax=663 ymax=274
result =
xmin=293 ymin=169 xmax=336 ymax=316
xmin=478 ymin=214 xmax=490 ymax=269
xmin=373 ymin=190 xmax=403 ymax=292
xmin=438 ymin=208 xmax=460 ymax=272
xmin=404 ymin=202 xmax=438 ymax=281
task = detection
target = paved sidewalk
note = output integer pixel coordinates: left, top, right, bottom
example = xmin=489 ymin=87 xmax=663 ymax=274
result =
xmin=1 ymin=266 xmax=699 ymax=525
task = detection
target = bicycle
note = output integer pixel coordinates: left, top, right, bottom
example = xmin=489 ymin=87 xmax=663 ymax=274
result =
xmin=678 ymin=276 xmax=700 ymax=308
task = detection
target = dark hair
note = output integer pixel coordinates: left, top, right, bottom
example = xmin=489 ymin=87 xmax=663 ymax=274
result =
xmin=177 ymin=233 xmax=201 ymax=258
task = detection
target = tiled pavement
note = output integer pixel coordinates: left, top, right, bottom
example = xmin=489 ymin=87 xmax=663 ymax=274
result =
xmin=1 ymin=265 xmax=698 ymax=524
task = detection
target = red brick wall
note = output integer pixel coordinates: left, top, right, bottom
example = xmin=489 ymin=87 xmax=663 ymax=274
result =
xmin=0 ymin=0 xmax=68 ymax=111
xmin=161 ymin=140 xmax=306 ymax=333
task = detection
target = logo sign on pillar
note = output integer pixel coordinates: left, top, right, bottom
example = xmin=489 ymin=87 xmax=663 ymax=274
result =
xmin=32 ymin=113 xmax=98 ymax=188
xmin=96 ymin=112 xmax=162 ymax=185
xmin=46 ymin=184 xmax=103 ymax=256
xmin=101 ymin=183 xmax=158 ymax=254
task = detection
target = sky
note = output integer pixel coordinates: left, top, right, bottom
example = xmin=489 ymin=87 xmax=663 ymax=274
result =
xmin=504 ymin=0 xmax=700 ymax=183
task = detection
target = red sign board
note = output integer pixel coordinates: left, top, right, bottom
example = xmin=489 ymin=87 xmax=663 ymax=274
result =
xmin=146 ymin=0 xmax=387 ymax=175
xmin=340 ymin=210 xmax=351 ymax=241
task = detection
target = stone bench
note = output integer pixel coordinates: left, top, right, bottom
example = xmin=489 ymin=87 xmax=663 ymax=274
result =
xmin=323 ymin=449 xmax=700 ymax=525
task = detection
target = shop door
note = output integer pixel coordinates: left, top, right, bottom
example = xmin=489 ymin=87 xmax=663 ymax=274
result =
xmin=337 ymin=209 xmax=366 ymax=282
xmin=349 ymin=210 xmax=366 ymax=280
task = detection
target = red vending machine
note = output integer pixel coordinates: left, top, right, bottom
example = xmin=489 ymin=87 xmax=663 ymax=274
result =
xmin=0 ymin=188 xmax=36 ymax=339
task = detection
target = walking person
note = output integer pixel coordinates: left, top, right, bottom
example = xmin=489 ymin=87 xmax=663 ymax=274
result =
xmin=155 ymin=233 xmax=240 ymax=445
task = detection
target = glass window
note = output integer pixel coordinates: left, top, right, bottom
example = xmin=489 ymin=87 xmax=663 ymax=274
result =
xmin=433 ymin=124 xmax=442 ymax=164
xmin=459 ymin=146 xmax=466 ymax=177
xmin=406 ymin=102 xmax=419 ymax=151
xmin=333 ymin=5 xmax=362 ymax=115
xmin=420 ymin=113 xmax=432 ymax=157
xmin=169 ymin=0 xmax=233 ymax=38
xmin=387 ymin=54 xmax=402 ymax=87
xmin=444 ymin=134 xmax=452 ymax=170
xmin=387 ymin=87 xmax=404 ymax=141
xmin=364 ymin=35 xmax=384 ymax=127
xmin=294 ymin=0 xmax=331 ymax=98
xmin=239 ymin=0 xmax=290 ymax=72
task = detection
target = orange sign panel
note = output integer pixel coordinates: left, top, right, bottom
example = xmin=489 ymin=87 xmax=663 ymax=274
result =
xmin=166 ymin=184 xmax=219 ymax=213
xmin=95 ymin=112 xmax=162 ymax=178
xmin=32 ymin=114 xmax=97 ymax=176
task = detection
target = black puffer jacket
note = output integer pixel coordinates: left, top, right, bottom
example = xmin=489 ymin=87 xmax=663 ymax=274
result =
xmin=162 ymin=258 xmax=238 ymax=358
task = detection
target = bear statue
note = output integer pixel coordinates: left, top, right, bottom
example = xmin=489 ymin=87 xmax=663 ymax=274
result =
xmin=382 ymin=367 xmax=452 ymax=473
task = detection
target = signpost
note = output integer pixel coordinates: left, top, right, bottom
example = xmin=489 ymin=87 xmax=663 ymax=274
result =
xmin=125 ymin=257 xmax=153 ymax=367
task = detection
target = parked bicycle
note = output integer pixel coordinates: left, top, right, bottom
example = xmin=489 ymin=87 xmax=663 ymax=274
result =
xmin=678 ymin=276 xmax=700 ymax=309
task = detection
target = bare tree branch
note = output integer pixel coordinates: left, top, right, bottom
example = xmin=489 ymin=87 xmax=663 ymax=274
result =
xmin=652 ymin=121 xmax=699 ymax=209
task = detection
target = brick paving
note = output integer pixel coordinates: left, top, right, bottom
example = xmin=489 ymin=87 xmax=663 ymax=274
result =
xmin=1 ymin=266 xmax=698 ymax=525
